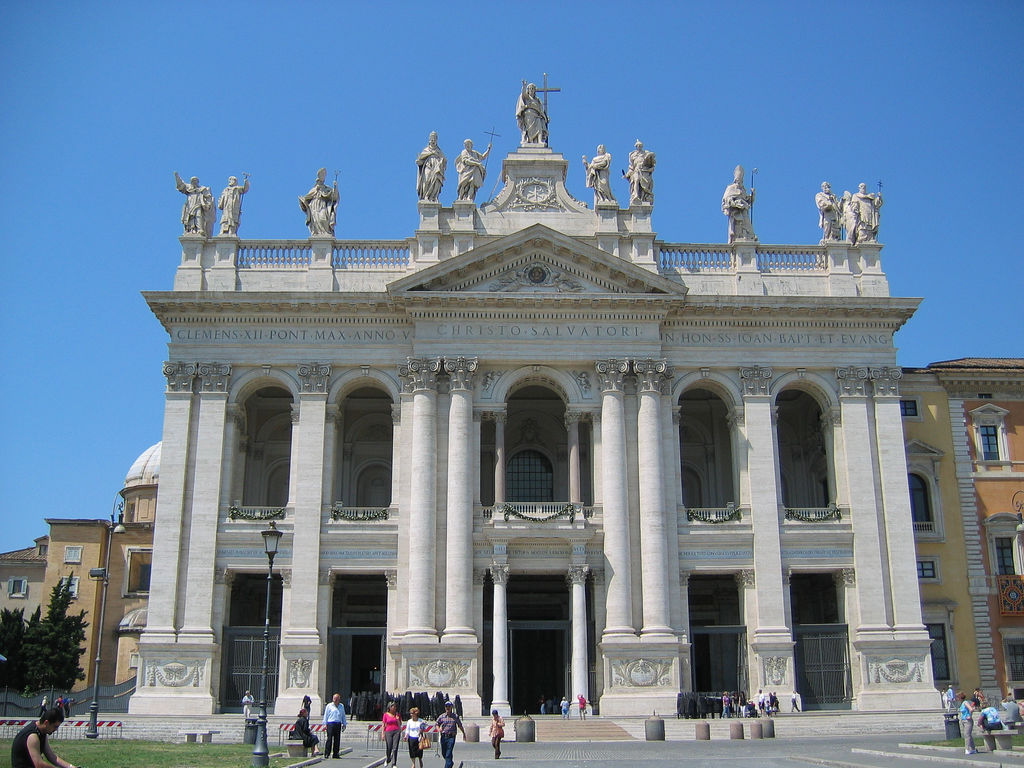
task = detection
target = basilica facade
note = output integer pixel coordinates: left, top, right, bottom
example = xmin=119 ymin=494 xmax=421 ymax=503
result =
xmin=130 ymin=115 xmax=936 ymax=716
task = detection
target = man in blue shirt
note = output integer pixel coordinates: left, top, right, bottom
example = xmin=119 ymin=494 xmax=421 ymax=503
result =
xmin=435 ymin=700 xmax=467 ymax=768
xmin=322 ymin=692 xmax=348 ymax=759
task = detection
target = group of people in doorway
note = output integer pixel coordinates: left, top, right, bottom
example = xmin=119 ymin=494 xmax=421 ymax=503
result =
xmin=953 ymin=687 xmax=1023 ymax=757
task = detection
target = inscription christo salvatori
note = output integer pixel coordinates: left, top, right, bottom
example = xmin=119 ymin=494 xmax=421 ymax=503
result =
xmin=433 ymin=323 xmax=648 ymax=339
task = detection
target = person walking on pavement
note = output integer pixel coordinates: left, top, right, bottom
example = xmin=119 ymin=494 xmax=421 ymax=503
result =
xmin=958 ymin=691 xmax=978 ymax=755
xmin=381 ymin=701 xmax=402 ymax=767
xmin=489 ymin=708 xmax=506 ymax=759
xmin=402 ymin=707 xmax=426 ymax=768
xmin=577 ymin=693 xmax=587 ymax=720
xmin=436 ymin=700 xmax=467 ymax=768
xmin=323 ymin=692 xmax=348 ymax=758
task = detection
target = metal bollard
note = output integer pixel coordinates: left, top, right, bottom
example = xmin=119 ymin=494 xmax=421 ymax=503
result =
xmin=695 ymin=721 xmax=711 ymax=740
xmin=729 ymin=721 xmax=744 ymax=739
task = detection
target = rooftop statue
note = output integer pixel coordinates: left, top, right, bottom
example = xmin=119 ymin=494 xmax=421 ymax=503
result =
xmin=625 ymin=140 xmax=655 ymax=205
xmin=722 ymin=165 xmax=757 ymax=242
xmin=851 ymin=182 xmax=883 ymax=244
xmin=841 ymin=190 xmax=856 ymax=243
xmin=815 ymin=181 xmax=841 ymax=243
xmin=516 ymin=81 xmax=549 ymax=146
xmin=298 ymin=167 xmax=339 ymax=236
xmin=582 ymin=145 xmax=617 ymax=206
xmin=416 ymin=131 xmax=447 ymax=203
xmin=455 ymin=138 xmax=491 ymax=203
xmin=217 ymin=174 xmax=250 ymax=236
xmin=174 ymin=172 xmax=214 ymax=237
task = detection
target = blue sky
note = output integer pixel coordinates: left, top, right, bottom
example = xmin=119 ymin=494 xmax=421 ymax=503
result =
xmin=1 ymin=1 xmax=1021 ymax=542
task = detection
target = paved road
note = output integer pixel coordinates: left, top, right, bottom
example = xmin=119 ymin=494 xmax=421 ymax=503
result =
xmin=319 ymin=731 xmax=1022 ymax=768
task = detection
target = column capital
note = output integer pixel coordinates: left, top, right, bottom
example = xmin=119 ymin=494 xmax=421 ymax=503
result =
xmin=490 ymin=564 xmax=510 ymax=584
xmin=566 ymin=564 xmax=590 ymax=585
xmin=633 ymin=358 xmax=671 ymax=393
xmin=473 ymin=568 xmax=488 ymax=586
xmin=679 ymin=569 xmax=690 ymax=587
xmin=836 ymin=568 xmax=857 ymax=586
xmin=835 ymin=366 xmax=870 ymax=397
xmin=290 ymin=403 xmax=300 ymax=424
xmin=564 ymin=410 xmax=584 ymax=427
xmin=391 ymin=404 xmax=401 ymax=424
xmin=163 ymin=361 xmax=197 ymax=393
xmin=399 ymin=357 xmax=442 ymax=392
xmin=297 ymin=362 xmax=332 ymax=393
xmin=821 ymin=406 xmax=841 ymax=428
xmin=726 ymin=405 xmax=745 ymax=428
xmin=739 ymin=365 xmax=773 ymax=396
xmin=197 ymin=362 xmax=231 ymax=393
xmin=869 ymin=366 xmax=903 ymax=397
xmin=444 ymin=356 xmax=479 ymax=391
xmin=595 ymin=359 xmax=630 ymax=393
xmin=485 ymin=410 xmax=508 ymax=425
xmin=736 ymin=569 xmax=756 ymax=588
xmin=326 ymin=404 xmax=341 ymax=424
xmin=385 ymin=569 xmax=398 ymax=589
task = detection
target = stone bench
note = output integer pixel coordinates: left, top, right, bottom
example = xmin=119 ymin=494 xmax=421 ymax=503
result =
xmin=286 ymin=742 xmax=311 ymax=758
xmin=179 ymin=729 xmax=219 ymax=743
xmin=981 ymin=724 xmax=1018 ymax=751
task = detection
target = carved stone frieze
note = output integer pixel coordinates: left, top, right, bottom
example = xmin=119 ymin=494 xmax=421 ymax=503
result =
xmin=297 ymin=362 xmax=331 ymax=393
xmin=505 ymin=177 xmax=563 ymax=212
xmin=595 ymin=359 xmax=629 ymax=393
xmin=870 ymin=366 xmax=903 ymax=397
xmin=197 ymin=362 xmax=231 ymax=393
xmin=740 ymin=366 xmax=773 ymax=396
xmin=164 ymin=361 xmax=197 ymax=393
xmin=444 ymin=356 xmax=479 ymax=391
xmin=144 ymin=660 xmax=204 ymax=688
xmin=763 ymin=656 xmax=788 ymax=686
xmin=408 ymin=659 xmax=470 ymax=688
xmin=836 ymin=366 xmax=870 ymax=396
xmin=399 ymin=357 xmax=442 ymax=392
xmin=633 ymin=358 xmax=670 ymax=393
xmin=287 ymin=658 xmax=313 ymax=689
xmin=488 ymin=262 xmax=581 ymax=292
xmin=867 ymin=656 xmax=926 ymax=684
xmin=610 ymin=658 xmax=673 ymax=688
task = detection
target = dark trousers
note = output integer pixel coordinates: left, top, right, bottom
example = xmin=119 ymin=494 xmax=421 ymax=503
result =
xmin=384 ymin=729 xmax=401 ymax=766
xmin=440 ymin=734 xmax=456 ymax=768
xmin=325 ymin=722 xmax=342 ymax=757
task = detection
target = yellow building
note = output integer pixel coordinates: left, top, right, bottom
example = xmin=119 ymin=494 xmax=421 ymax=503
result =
xmin=901 ymin=367 xmax=982 ymax=693
xmin=0 ymin=536 xmax=48 ymax=618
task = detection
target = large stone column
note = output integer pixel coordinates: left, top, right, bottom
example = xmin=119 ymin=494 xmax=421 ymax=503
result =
xmin=738 ymin=365 xmax=794 ymax=690
xmin=493 ymin=412 xmax=507 ymax=505
xmin=490 ymin=564 xmax=510 ymax=715
xmin=595 ymin=359 xmax=634 ymax=638
xmin=634 ymin=359 xmax=673 ymax=637
xmin=566 ymin=411 xmax=582 ymax=505
xmin=568 ymin=565 xmax=590 ymax=705
xmin=443 ymin=356 xmax=477 ymax=640
xmin=278 ymin=363 xmax=331 ymax=714
xmin=400 ymin=358 xmax=441 ymax=639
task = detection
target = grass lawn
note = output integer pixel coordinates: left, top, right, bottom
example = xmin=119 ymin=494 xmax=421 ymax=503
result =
xmin=0 ymin=740 xmax=303 ymax=768
xmin=916 ymin=732 xmax=1024 ymax=748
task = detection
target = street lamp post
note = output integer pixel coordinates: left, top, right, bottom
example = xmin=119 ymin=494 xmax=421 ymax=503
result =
xmin=86 ymin=497 xmax=126 ymax=739
xmin=252 ymin=520 xmax=282 ymax=768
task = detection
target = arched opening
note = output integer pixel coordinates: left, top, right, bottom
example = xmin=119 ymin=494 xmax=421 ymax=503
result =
xmin=508 ymin=449 xmax=554 ymax=502
xmin=678 ymin=388 xmax=736 ymax=507
xmin=334 ymin=387 xmax=394 ymax=507
xmin=908 ymin=473 xmax=932 ymax=526
xmin=241 ymin=386 xmax=294 ymax=506
xmin=776 ymin=390 xmax=831 ymax=508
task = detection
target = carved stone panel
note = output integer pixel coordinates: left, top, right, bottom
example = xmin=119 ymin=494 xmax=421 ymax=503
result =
xmin=144 ymin=660 xmax=205 ymax=688
xmin=866 ymin=657 xmax=926 ymax=684
xmin=408 ymin=659 xmax=470 ymax=688
xmin=610 ymin=658 xmax=673 ymax=688
xmin=762 ymin=656 xmax=788 ymax=686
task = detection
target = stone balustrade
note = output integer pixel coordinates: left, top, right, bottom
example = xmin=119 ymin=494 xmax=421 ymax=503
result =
xmin=484 ymin=501 xmax=592 ymax=523
xmin=684 ymin=504 xmax=745 ymax=524
xmin=782 ymin=504 xmax=844 ymax=522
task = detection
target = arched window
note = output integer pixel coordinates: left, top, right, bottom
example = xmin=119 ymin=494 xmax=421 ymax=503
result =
xmin=908 ymin=474 xmax=932 ymax=523
xmin=507 ymin=450 xmax=553 ymax=502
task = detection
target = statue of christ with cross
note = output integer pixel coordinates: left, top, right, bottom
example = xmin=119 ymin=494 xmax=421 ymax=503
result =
xmin=516 ymin=73 xmax=560 ymax=146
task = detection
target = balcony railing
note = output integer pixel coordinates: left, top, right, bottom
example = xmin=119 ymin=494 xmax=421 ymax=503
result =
xmin=783 ymin=504 xmax=842 ymax=522
xmin=912 ymin=520 xmax=936 ymax=534
xmin=484 ymin=502 xmax=592 ymax=523
xmin=998 ymin=575 xmax=1024 ymax=616
xmin=330 ymin=504 xmax=391 ymax=522
xmin=685 ymin=504 xmax=743 ymax=524
xmin=227 ymin=505 xmax=287 ymax=521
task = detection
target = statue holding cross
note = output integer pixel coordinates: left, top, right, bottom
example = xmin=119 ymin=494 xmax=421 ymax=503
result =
xmin=516 ymin=74 xmax=559 ymax=146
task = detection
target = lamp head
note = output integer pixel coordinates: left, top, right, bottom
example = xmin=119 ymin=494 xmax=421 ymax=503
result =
xmin=262 ymin=520 xmax=283 ymax=556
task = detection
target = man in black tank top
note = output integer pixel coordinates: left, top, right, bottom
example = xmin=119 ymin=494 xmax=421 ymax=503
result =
xmin=11 ymin=707 xmax=78 ymax=768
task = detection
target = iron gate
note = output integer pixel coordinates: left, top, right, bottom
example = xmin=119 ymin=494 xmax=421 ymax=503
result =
xmin=793 ymin=625 xmax=851 ymax=709
xmin=222 ymin=628 xmax=280 ymax=712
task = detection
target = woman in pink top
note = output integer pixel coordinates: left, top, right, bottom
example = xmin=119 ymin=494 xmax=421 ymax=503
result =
xmin=381 ymin=701 xmax=402 ymax=767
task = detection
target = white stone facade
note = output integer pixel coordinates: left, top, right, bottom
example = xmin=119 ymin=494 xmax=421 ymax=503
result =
xmin=130 ymin=144 xmax=935 ymax=717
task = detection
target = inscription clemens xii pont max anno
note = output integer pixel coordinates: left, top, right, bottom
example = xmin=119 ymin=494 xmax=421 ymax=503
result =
xmin=172 ymin=323 xmax=892 ymax=347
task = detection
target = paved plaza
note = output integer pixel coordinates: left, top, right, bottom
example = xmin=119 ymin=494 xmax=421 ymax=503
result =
xmin=315 ymin=733 xmax=1024 ymax=768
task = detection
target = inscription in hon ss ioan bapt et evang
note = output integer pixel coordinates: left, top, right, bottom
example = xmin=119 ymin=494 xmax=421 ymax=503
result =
xmin=663 ymin=330 xmax=891 ymax=347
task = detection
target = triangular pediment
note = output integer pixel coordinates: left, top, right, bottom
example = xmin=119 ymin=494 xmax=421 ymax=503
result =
xmin=905 ymin=439 xmax=944 ymax=458
xmin=387 ymin=224 xmax=686 ymax=298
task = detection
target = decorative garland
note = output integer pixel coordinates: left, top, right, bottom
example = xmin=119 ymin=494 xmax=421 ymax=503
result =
xmin=228 ymin=506 xmax=285 ymax=521
xmin=784 ymin=504 xmax=841 ymax=522
xmin=331 ymin=505 xmax=390 ymax=521
xmin=491 ymin=503 xmax=587 ymax=523
xmin=686 ymin=507 xmax=742 ymax=524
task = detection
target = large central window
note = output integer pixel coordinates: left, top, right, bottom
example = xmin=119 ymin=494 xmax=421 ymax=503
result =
xmin=507 ymin=449 xmax=553 ymax=502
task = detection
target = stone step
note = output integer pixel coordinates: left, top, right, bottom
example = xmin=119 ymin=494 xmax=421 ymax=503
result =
xmin=533 ymin=717 xmax=634 ymax=741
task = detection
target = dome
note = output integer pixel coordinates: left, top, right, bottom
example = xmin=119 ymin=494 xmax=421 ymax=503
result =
xmin=124 ymin=442 xmax=161 ymax=488
xmin=117 ymin=607 xmax=147 ymax=634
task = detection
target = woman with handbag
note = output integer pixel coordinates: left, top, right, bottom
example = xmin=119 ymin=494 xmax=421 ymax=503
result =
xmin=402 ymin=707 xmax=427 ymax=768
xmin=489 ymin=709 xmax=506 ymax=759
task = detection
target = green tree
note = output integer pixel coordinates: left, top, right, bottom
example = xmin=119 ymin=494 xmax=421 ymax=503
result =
xmin=0 ymin=607 xmax=27 ymax=690
xmin=22 ymin=580 xmax=88 ymax=691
